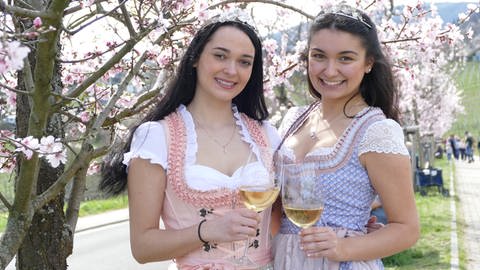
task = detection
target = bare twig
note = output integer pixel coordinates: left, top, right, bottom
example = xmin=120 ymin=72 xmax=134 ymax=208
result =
xmin=63 ymin=0 xmax=128 ymax=35
xmin=0 ymin=191 xmax=12 ymax=210
xmin=0 ymin=0 xmax=54 ymax=18
xmin=208 ymin=0 xmax=315 ymax=20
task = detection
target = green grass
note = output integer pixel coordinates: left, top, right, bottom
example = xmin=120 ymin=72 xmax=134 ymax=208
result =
xmin=448 ymin=61 xmax=480 ymax=137
xmin=0 ymin=195 xmax=128 ymax=232
xmin=384 ymin=157 xmax=453 ymax=269
xmin=77 ymin=195 xmax=128 ymax=217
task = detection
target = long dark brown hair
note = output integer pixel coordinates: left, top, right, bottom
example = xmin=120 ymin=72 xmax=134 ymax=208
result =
xmin=100 ymin=20 xmax=267 ymax=195
xmin=306 ymin=5 xmax=400 ymax=121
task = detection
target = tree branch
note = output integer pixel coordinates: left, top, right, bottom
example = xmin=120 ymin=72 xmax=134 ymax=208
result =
xmin=63 ymin=0 xmax=128 ymax=35
xmin=0 ymin=82 xmax=31 ymax=95
xmin=118 ymin=0 xmax=136 ymax=37
xmin=62 ymin=23 xmax=156 ymax=101
xmin=0 ymin=0 xmax=54 ymax=18
xmin=61 ymin=22 xmax=183 ymax=105
xmin=209 ymin=0 xmax=315 ymax=20
xmin=33 ymin=142 xmax=94 ymax=210
xmin=91 ymin=48 xmax=150 ymax=132
xmin=0 ymin=191 xmax=12 ymax=210
xmin=58 ymin=40 xmax=128 ymax=63
xmin=65 ymin=166 xmax=88 ymax=234
xmin=63 ymin=0 xmax=110 ymax=15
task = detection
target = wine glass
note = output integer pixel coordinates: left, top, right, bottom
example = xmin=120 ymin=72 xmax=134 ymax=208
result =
xmin=232 ymin=147 xmax=280 ymax=266
xmin=281 ymin=162 xmax=324 ymax=229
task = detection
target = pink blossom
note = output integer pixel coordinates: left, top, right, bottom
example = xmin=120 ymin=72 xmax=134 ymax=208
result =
xmin=24 ymin=32 xmax=39 ymax=40
xmin=7 ymin=41 xmax=30 ymax=70
xmin=46 ymin=149 xmax=67 ymax=168
xmin=87 ymin=161 xmax=101 ymax=175
xmin=39 ymin=135 xmax=63 ymax=155
xmin=0 ymin=158 xmax=15 ymax=173
xmin=467 ymin=4 xmax=479 ymax=12
xmin=0 ymin=58 xmax=7 ymax=73
xmin=79 ymin=111 xmax=90 ymax=123
xmin=157 ymin=53 xmax=172 ymax=68
xmin=7 ymin=90 xmax=16 ymax=106
xmin=33 ymin=17 xmax=42 ymax=29
xmin=16 ymin=136 xmax=39 ymax=159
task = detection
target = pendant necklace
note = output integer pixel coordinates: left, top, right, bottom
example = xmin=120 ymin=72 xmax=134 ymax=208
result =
xmin=194 ymin=117 xmax=237 ymax=154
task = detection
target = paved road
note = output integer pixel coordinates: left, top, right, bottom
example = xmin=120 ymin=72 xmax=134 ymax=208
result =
xmin=455 ymin=159 xmax=480 ymax=269
xmin=6 ymin=222 xmax=173 ymax=270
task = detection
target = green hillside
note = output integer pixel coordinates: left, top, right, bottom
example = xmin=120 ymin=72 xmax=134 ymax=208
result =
xmin=447 ymin=61 xmax=480 ymax=138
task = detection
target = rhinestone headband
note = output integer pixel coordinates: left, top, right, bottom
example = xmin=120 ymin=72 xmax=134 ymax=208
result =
xmin=330 ymin=11 xmax=372 ymax=29
xmin=206 ymin=8 xmax=258 ymax=32
xmin=315 ymin=4 xmax=373 ymax=30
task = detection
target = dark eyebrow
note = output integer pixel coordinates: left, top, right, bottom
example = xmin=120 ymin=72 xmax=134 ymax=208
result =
xmin=310 ymin=48 xmax=359 ymax=55
xmin=212 ymin=47 xmax=254 ymax=59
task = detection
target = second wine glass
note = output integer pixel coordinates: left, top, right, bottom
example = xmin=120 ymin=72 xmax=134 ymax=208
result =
xmin=281 ymin=162 xmax=324 ymax=229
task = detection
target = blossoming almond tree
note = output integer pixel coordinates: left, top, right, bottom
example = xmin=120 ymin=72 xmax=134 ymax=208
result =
xmin=0 ymin=0 xmax=478 ymax=269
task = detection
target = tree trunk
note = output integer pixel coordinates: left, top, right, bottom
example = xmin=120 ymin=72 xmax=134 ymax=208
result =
xmin=16 ymin=40 xmax=73 ymax=270
xmin=17 ymin=160 xmax=71 ymax=270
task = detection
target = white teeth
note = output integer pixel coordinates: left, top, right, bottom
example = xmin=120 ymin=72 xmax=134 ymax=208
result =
xmin=216 ymin=79 xmax=234 ymax=87
xmin=323 ymin=80 xmax=343 ymax=85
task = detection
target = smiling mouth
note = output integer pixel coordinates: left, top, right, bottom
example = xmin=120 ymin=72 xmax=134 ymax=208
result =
xmin=321 ymin=79 xmax=344 ymax=86
xmin=216 ymin=78 xmax=236 ymax=88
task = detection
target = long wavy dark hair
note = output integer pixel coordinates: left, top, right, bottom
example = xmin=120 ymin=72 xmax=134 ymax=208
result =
xmin=306 ymin=5 xmax=399 ymax=121
xmin=100 ymin=20 xmax=267 ymax=195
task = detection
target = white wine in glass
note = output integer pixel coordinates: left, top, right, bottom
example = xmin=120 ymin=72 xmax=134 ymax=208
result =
xmin=232 ymin=147 xmax=279 ymax=267
xmin=282 ymin=163 xmax=324 ymax=229
xmin=239 ymin=185 xmax=280 ymax=212
xmin=283 ymin=206 xmax=323 ymax=228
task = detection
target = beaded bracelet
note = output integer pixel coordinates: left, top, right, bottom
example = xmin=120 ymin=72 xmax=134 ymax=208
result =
xmin=198 ymin=219 xmax=216 ymax=252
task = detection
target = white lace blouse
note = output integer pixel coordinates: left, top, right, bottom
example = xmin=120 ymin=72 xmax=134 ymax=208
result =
xmin=123 ymin=105 xmax=281 ymax=191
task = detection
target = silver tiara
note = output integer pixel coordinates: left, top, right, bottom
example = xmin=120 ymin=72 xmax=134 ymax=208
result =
xmin=330 ymin=11 xmax=372 ymax=29
xmin=316 ymin=5 xmax=372 ymax=29
xmin=207 ymin=8 xmax=257 ymax=31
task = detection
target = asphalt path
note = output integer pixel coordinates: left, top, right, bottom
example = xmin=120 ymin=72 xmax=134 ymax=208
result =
xmin=6 ymin=221 xmax=173 ymax=270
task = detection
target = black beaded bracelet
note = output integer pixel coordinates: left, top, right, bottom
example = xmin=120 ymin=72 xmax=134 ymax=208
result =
xmin=197 ymin=219 xmax=208 ymax=244
xmin=198 ymin=219 xmax=216 ymax=251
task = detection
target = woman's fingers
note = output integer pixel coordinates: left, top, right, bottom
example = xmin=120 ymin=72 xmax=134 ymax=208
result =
xmin=299 ymin=227 xmax=338 ymax=258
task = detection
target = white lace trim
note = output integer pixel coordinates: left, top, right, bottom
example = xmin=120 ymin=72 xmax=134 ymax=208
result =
xmin=122 ymin=105 xmax=281 ymax=176
xmin=358 ymin=119 xmax=409 ymax=156
xmin=278 ymin=106 xmax=308 ymax=137
xmin=179 ymin=105 xmax=198 ymax=166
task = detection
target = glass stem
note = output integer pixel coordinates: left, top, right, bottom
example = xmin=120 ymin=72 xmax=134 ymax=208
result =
xmin=242 ymin=237 xmax=250 ymax=259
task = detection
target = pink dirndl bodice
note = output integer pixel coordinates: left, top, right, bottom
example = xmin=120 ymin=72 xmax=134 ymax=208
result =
xmin=162 ymin=111 xmax=274 ymax=270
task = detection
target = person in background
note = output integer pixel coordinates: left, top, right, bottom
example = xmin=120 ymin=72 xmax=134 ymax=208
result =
xmin=272 ymin=5 xmax=420 ymax=269
xmin=448 ymin=134 xmax=459 ymax=160
xmin=465 ymin=131 xmax=474 ymax=163
xmin=458 ymin=136 xmax=466 ymax=161
xmin=445 ymin=138 xmax=453 ymax=162
xmin=100 ymin=17 xmax=280 ymax=269
xmin=477 ymin=135 xmax=480 ymax=162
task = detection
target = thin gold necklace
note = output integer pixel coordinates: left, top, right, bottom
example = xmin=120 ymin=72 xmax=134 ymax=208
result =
xmin=194 ymin=117 xmax=237 ymax=154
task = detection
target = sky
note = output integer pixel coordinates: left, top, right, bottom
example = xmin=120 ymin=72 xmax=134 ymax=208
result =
xmin=400 ymin=0 xmax=478 ymax=2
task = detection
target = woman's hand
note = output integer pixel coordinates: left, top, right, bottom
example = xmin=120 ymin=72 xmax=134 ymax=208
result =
xmin=366 ymin=215 xmax=385 ymax=233
xmin=203 ymin=208 xmax=260 ymax=243
xmin=299 ymin=226 xmax=343 ymax=261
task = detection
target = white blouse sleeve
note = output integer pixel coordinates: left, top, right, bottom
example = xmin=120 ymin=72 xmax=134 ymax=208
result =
xmin=358 ymin=119 xmax=410 ymax=157
xmin=278 ymin=106 xmax=306 ymax=137
xmin=122 ymin=121 xmax=168 ymax=169
xmin=263 ymin=120 xmax=282 ymax=150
